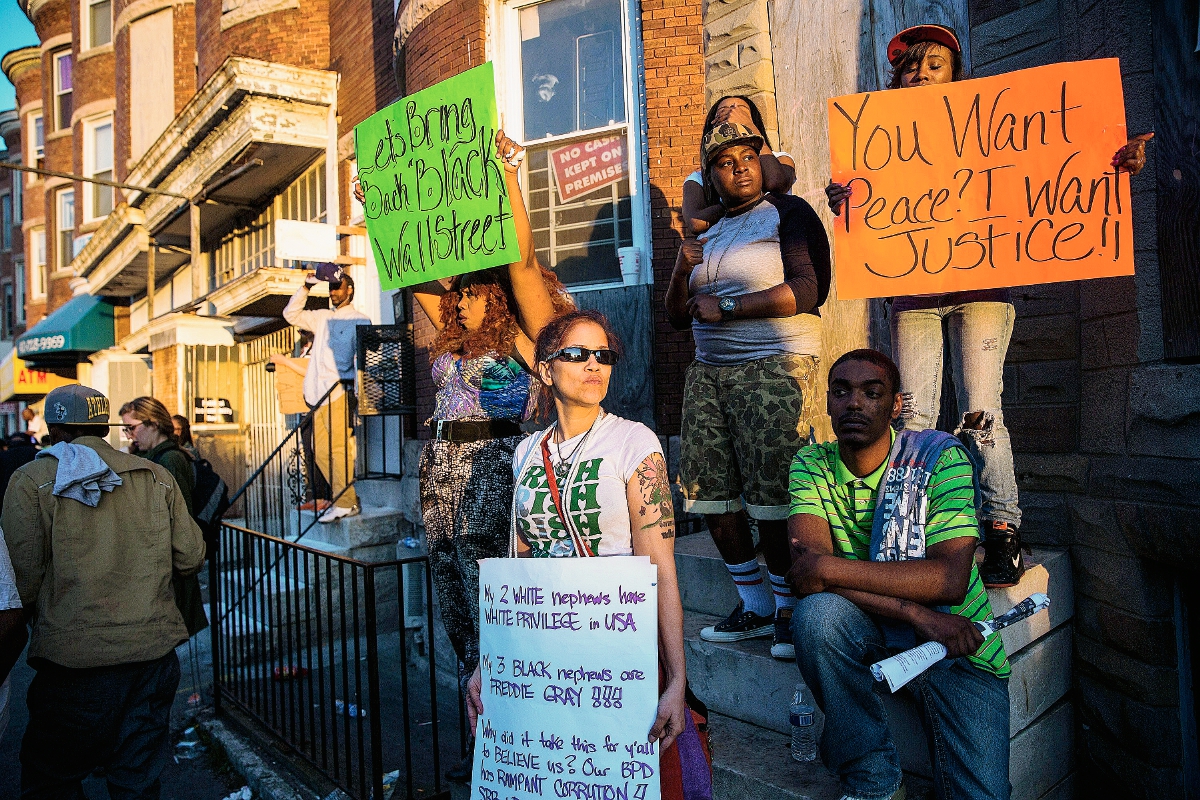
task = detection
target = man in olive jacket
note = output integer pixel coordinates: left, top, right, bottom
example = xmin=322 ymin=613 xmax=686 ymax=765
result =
xmin=1 ymin=384 xmax=205 ymax=800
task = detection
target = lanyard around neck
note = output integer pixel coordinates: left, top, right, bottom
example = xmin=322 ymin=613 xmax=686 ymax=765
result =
xmin=539 ymin=426 xmax=597 ymax=558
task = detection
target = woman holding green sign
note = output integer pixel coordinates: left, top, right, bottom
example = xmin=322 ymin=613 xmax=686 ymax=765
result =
xmin=370 ymin=130 xmax=573 ymax=777
xmin=825 ymin=24 xmax=1152 ymax=589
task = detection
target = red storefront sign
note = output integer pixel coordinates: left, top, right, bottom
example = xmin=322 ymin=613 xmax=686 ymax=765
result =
xmin=549 ymin=136 xmax=628 ymax=204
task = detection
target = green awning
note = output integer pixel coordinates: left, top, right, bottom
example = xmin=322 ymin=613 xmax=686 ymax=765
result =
xmin=17 ymin=294 xmax=117 ymax=364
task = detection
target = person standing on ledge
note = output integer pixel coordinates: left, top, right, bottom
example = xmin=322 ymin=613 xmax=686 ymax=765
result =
xmin=283 ymin=263 xmax=371 ymax=523
xmin=825 ymin=24 xmax=1153 ymax=588
xmin=666 ymin=121 xmax=830 ymax=661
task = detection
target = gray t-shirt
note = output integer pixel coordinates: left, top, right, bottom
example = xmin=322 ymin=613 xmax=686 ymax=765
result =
xmin=688 ymin=194 xmax=830 ymax=365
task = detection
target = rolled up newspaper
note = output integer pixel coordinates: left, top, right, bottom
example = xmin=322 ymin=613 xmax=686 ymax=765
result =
xmin=870 ymin=593 xmax=1050 ymax=692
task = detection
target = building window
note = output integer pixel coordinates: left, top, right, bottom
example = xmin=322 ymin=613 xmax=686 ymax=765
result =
xmin=2 ymin=283 xmax=13 ymax=339
xmin=500 ymin=0 xmax=647 ymax=289
xmin=28 ymin=114 xmax=43 ymax=183
xmin=1 ymin=194 xmax=11 ymax=252
xmin=182 ymin=344 xmax=240 ymax=424
xmin=14 ymin=256 xmax=24 ymax=326
xmin=30 ymin=227 xmax=45 ymax=299
xmin=13 ymin=170 xmax=22 ymax=223
xmin=84 ymin=116 xmax=114 ymax=220
xmin=53 ymin=52 xmax=73 ymax=131
xmin=85 ymin=0 xmax=112 ymax=48
xmin=212 ymin=159 xmax=327 ymax=287
xmin=56 ymin=189 xmax=74 ymax=270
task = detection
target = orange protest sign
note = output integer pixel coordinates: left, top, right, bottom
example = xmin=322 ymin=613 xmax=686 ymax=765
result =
xmin=827 ymin=58 xmax=1134 ymax=301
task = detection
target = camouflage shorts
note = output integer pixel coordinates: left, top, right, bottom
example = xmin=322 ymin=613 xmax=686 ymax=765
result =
xmin=680 ymin=354 xmax=820 ymax=519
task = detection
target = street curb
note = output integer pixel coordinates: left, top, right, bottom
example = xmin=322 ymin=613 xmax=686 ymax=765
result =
xmin=198 ymin=712 xmax=320 ymax=800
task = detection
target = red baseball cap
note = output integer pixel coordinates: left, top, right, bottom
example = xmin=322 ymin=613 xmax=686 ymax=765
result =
xmin=886 ymin=24 xmax=961 ymax=66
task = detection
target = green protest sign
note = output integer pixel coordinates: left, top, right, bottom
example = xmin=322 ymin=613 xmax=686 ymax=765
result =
xmin=354 ymin=61 xmax=520 ymax=290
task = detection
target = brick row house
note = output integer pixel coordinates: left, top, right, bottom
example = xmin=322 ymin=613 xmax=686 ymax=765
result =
xmin=396 ymin=0 xmax=1199 ymax=797
xmin=3 ymin=0 xmax=400 ymax=485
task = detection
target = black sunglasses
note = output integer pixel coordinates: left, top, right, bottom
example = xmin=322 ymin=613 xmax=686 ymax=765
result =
xmin=546 ymin=346 xmax=620 ymax=366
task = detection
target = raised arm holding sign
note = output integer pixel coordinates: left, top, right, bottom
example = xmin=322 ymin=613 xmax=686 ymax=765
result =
xmin=823 ymin=28 xmax=1151 ymax=589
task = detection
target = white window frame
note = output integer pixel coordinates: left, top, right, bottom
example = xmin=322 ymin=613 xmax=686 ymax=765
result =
xmin=494 ymin=0 xmax=651 ymax=292
xmin=82 ymin=114 xmax=114 ymax=221
xmin=29 ymin=226 xmax=45 ymax=300
xmin=28 ymin=113 xmax=44 ymax=184
xmin=83 ymin=0 xmax=113 ymax=49
xmin=53 ymin=52 xmax=73 ymax=131
xmin=56 ymin=188 xmax=74 ymax=270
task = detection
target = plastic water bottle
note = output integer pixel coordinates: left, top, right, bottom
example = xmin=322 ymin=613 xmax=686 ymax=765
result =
xmin=790 ymin=686 xmax=817 ymax=762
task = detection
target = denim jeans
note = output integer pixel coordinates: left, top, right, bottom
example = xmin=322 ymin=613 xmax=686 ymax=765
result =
xmin=792 ymin=593 xmax=1010 ymax=800
xmin=891 ymin=301 xmax=1021 ymax=528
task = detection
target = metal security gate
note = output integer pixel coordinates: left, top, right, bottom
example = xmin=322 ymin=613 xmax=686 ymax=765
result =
xmin=240 ymin=328 xmax=298 ymax=532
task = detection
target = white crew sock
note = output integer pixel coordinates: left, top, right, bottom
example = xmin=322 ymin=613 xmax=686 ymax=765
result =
xmin=725 ymin=558 xmax=773 ymax=618
xmin=769 ymin=571 xmax=797 ymax=613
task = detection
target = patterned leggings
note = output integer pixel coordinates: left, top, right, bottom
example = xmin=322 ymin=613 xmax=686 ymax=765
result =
xmin=419 ymin=435 xmax=521 ymax=679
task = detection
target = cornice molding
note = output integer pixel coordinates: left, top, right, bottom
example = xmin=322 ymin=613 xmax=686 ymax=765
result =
xmin=1 ymin=47 xmax=41 ymax=85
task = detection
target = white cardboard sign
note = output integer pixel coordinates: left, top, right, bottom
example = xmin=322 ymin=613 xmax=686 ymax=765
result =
xmin=274 ymin=219 xmax=339 ymax=262
xmin=472 ymin=557 xmax=661 ymax=800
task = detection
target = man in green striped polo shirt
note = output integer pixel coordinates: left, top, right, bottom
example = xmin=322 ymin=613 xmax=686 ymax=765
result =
xmin=787 ymin=349 xmax=1010 ymax=800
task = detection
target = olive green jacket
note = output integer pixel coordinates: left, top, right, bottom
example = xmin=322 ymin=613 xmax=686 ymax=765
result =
xmin=1 ymin=436 xmax=206 ymax=668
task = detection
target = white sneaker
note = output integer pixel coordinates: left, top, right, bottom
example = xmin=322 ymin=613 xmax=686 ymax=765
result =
xmin=319 ymin=504 xmax=360 ymax=523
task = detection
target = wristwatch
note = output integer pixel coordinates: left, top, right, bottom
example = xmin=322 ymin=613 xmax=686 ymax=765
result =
xmin=718 ymin=296 xmax=737 ymax=320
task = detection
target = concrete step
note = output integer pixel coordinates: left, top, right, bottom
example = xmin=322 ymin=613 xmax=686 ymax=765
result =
xmin=293 ymin=505 xmax=410 ymax=555
xmin=675 ymin=535 xmax=1073 ymax=659
xmin=707 ymin=712 xmax=841 ymax=800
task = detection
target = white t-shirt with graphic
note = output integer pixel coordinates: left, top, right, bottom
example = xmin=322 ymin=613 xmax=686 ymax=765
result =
xmin=512 ymin=414 xmax=662 ymax=558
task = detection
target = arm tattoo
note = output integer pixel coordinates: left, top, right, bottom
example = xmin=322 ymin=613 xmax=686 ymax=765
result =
xmin=635 ymin=452 xmax=676 ymax=538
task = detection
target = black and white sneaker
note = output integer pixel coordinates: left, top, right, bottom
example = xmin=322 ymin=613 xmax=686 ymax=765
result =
xmin=770 ymin=608 xmax=795 ymax=660
xmin=699 ymin=601 xmax=774 ymax=642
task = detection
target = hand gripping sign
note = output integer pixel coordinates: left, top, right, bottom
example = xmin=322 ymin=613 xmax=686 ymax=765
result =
xmin=473 ymin=557 xmax=661 ymax=800
xmin=827 ymin=59 xmax=1134 ymax=300
xmin=354 ymin=62 xmax=521 ymax=290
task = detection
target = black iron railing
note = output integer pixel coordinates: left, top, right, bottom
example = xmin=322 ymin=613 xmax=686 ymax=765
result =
xmin=210 ymin=522 xmax=452 ymax=800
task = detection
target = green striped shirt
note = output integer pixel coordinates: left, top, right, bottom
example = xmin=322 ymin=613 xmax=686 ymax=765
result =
xmin=788 ymin=436 xmax=1009 ymax=678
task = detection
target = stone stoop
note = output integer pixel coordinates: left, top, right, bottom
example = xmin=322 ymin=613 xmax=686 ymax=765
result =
xmin=675 ymin=534 xmax=1075 ymax=800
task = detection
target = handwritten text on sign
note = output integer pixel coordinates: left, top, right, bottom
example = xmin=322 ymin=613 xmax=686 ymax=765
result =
xmin=827 ymin=58 xmax=1134 ymax=300
xmin=354 ymin=62 xmax=521 ymax=290
xmin=550 ymin=137 xmax=628 ymax=204
xmin=473 ymin=557 xmax=660 ymax=800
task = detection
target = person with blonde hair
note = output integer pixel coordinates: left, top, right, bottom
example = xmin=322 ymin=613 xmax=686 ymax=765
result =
xmin=120 ymin=396 xmax=207 ymax=636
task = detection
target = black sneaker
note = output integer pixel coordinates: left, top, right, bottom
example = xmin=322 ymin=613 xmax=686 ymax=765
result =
xmin=699 ymin=601 xmax=774 ymax=642
xmin=770 ymin=608 xmax=795 ymax=660
xmin=979 ymin=521 xmax=1026 ymax=588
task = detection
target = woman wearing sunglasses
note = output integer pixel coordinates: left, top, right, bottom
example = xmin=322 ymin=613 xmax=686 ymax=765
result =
xmin=466 ymin=309 xmax=694 ymax=766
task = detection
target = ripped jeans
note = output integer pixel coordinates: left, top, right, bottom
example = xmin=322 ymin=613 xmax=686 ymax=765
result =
xmin=891 ymin=301 xmax=1021 ymax=528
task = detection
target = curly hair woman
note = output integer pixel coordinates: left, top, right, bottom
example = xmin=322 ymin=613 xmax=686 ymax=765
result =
xmin=403 ymin=131 xmax=573 ymax=777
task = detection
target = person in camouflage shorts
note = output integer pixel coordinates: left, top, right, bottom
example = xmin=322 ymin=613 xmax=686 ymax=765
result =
xmin=680 ymin=354 xmax=819 ymax=515
xmin=665 ymin=121 xmax=831 ymax=661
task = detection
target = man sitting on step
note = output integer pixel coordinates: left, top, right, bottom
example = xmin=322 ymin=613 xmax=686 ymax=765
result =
xmin=786 ymin=349 xmax=1011 ymax=800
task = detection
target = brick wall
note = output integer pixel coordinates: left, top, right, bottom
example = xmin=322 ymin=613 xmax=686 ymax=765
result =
xmin=642 ymin=0 xmax=705 ymax=435
xmin=11 ymin=58 xmax=45 ymax=327
xmin=967 ymin=0 xmax=1198 ymax=794
xmin=331 ymin=0 xmax=398 ymax=139
xmin=195 ymin=0 xmax=331 ymax=87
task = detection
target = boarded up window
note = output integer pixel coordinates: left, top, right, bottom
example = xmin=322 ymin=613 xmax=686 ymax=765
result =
xmin=129 ymin=9 xmax=175 ymax=162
